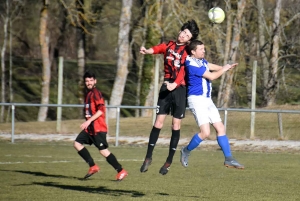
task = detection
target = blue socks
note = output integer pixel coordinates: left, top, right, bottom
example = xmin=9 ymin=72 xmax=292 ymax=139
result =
xmin=217 ymin=135 xmax=231 ymax=157
xmin=187 ymin=133 xmax=202 ymax=151
xmin=186 ymin=134 xmax=232 ymax=159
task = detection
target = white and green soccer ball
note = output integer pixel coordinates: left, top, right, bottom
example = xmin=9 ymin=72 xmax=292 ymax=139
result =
xmin=208 ymin=7 xmax=225 ymax=24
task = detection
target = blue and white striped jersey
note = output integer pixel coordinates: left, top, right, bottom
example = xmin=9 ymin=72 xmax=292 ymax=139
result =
xmin=185 ymin=56 xmax=212 ymax=97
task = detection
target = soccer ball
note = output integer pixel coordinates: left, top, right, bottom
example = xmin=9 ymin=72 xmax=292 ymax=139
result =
xmin=208 ymin=7 xmax=225 ymax=24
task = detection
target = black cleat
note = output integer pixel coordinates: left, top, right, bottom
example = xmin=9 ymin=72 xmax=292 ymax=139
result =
xmin=140 ymin=158 xmax=152 ymax=172
xmin=159 ymin=162 xmax=171 ymax=175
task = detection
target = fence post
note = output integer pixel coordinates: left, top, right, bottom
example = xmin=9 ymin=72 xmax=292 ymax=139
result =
xmin=56 ymin=56 xmax=63 ymax=133
xmin=105 ymin=100 xmax=109 ymax=136
xmin=277 ymin=113 xmax=283 ymax=139
xmin=115 ymin=106 xmax=120 ymax=147
xmin=250 ymin=60 xmax=257 ymax=139
xmin=224 ymin=109 xmax=228 ymax=131
xmin=11 ymin=104 xmax=15 ymax=143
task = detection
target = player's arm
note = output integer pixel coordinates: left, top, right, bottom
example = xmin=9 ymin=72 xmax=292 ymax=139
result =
xmin=140 ymin=47 xmax=154 ymax=54
xmin=167 ymin=66 xmax=185 ymax=91
xmin=80 ymin=109 xmax=103 ymax=130
xmin=208 ymin=63 xmax=223 ymax=71
xmin=140 ymin=43 xmax=167 ymax=55
xmin=203 ymin=63 xmax=238 ymax=81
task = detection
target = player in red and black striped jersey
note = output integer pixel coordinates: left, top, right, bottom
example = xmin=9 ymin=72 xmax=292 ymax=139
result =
xmin=139 ymin=20 xmax=199 ymax=175
xmin=74 ymin=71 xmax=128 ymax=181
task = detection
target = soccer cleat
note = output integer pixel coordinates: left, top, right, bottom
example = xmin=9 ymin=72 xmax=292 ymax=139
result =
xmin=180 ymin=146 xmax=190 ymax=168
xmin=84 ymin=165 xmax=100 ymax=179
xmin=116 ymin=169 xmax=128 ymax=181
xmin=159 ymin=162 xmax=171 ymax=175
xmin=224 ymin=158 xmax=244 ymax=169
xmin=140 ymin=158 xmax=152 ymax=172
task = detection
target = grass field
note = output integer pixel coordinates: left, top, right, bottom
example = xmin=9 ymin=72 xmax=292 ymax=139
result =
xmin=1 ymin=140 xmax=300 ymax=201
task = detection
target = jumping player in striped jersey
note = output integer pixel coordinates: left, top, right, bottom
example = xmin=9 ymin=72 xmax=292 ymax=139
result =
xmin=139 ymin=20 xmax=199 ymax=175
xmin=180 ymin=40 xmax=244 ymax=169
xmin=74 ymin=71 xmax=128 ymax=181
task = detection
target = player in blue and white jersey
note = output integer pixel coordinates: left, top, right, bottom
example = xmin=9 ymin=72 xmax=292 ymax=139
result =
xmin=180 ymin=40 xmax=244 ymax=169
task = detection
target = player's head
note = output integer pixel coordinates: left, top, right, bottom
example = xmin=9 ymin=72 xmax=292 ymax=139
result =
xmin=83 ymin=71 xmax=97 ymax=90
xmin=177 ymin=20 xmax=199 ymax=44
xmin=186 ymin=40 xmax=205 ymax=59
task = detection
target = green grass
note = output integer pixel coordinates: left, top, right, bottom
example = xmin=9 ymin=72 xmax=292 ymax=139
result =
xmin=1 ymin=140 xmax=300 ymax=201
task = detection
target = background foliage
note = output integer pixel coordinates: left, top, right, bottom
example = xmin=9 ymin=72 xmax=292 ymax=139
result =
xmin=0 ymin=0 xmax=300 ymax=121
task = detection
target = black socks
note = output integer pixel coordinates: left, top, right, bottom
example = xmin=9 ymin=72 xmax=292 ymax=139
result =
xmin=78 ymin=147 xmax=95 ymax=167
xmin=145 ymin=126 xmax=161 ymax=159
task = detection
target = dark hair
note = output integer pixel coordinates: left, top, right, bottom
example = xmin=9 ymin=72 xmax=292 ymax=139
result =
xmin=83 ymin=71 xmax=96 ymax=79
xmin=181 ymin=20 xmax=199 ymax=41
xmin=186 ymin=40 xmax=204 ymax=55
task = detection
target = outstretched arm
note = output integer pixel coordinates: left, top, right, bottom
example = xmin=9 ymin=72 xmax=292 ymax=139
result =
xmin=208 ymin=63 xmax=223 ymax=71
xmin=140 ymin=46 xmax=154 ymax=55
xmin=203 ymin=63 xmax=238 ymax=81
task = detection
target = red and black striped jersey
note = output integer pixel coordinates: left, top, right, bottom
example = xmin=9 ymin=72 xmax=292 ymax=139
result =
xmin=152 ymin=40 xmax=188 ymax=86
xmin=84 ymin=87 xmax=107 ymax=135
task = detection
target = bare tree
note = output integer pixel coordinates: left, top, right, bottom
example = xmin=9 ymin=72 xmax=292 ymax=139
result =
xmin=108 ymin=0 xmax=132 ymax=118
xmin=38 ymin=0 xmax=51 ymax=122
xmin=220 ymin=0 xmax=246 ymax=108
xmin=265 ymin=0 xmax=282 ymax=106
xmin=217 ymin=0 xmax=233 ymax=107
xmin=0 ymin=0 xmax=9 ymax=122
xmin=76 ymin=0 xmax=85 ymax=107
xmin=257 ymin=0 xmax=269 ymax=101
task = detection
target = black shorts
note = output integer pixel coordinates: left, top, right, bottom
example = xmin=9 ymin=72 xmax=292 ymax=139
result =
xmin=75 ymin=130 xmax=108 ymax=150
xmin=156 ymin=83 xmax=186 ymax=119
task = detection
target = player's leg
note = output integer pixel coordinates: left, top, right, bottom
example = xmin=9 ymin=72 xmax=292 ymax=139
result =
xmin=210 ymin=101 xmax=244 ymax=169
xmin=141 ymin=84 xmax=171 ymax=173
xmin=180 ymin=123 xmax=210 ymax=167
xmin=95 ymin=132 xmax=128 ymax=181
xmin=74 ymin=131 xmax=99 ymax=179
xmin=159 ymin=86 xmax=186 ymax=175
xmin=180 ymin=96 xmax=210 ymax=167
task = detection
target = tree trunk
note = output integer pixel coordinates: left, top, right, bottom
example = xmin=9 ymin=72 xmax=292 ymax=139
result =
xmin=136 ymin=4 xmax=148 ymax=117
xmin=257 ymin=0 xmax=270 ymax=102
xmin=245 ymin=36 xmax=257 ymax=107
xmin=77 ymin=0 xmax=85 ymax=114
xmin=1 ymin=0 xmax=9 ymax=123
xmin=222 ymin=0 xmax=246 ymax=108
xmin=108 ymin=0 xmax=132 ymax=118
xmin=217 ymin=0 xmax=232 ymax=107
xmin=38 ymin=0 xmax=51 ymax=122
xmin=265 ymin=0 xmax=282 ymax=106
xmin=142 ymin=0 xmax=163 ymax=117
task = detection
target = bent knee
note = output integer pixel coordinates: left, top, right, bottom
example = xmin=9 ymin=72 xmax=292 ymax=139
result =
xmin=199 ymin=132 xmax=210 ymax=139
xmin=172 ymin=124 xmax=181 ymax=130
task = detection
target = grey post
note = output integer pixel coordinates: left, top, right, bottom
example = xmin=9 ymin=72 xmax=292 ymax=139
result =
xmin=250 ymin=61 xmax=257 ymax=139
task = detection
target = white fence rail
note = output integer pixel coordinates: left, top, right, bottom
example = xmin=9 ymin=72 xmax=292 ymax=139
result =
xmin=1 ymin=103 xmax=300 ymax=145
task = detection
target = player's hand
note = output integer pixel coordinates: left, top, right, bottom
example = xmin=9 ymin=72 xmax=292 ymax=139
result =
xmin=140 ymin=47 xmax=147 ymax=54
xmin=167 ymin=82 xmax=177 ymax=91
xmin=80 ymin=120 xmax=91 ymax=130
xmin=223 ymin=63 xmax=238 ymax=72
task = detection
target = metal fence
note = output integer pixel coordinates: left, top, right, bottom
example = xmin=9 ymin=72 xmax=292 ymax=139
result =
xmin=1 ymin=102 xmax=300 ymax=145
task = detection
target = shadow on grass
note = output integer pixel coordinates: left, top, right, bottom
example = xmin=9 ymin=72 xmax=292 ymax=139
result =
xmin=32 ymin=182 xmax=145 ymax=197
xmin=0 ymin=170 xmax=80 ymax=180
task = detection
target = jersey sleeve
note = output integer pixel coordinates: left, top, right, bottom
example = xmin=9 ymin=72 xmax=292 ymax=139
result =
xmin=152 ymin=43 xmax=167 ymax=54
xmin=93 ymin=89 xmax=105 ymax=111
xmin=185 ymin=59 xmax=207 ymax=77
